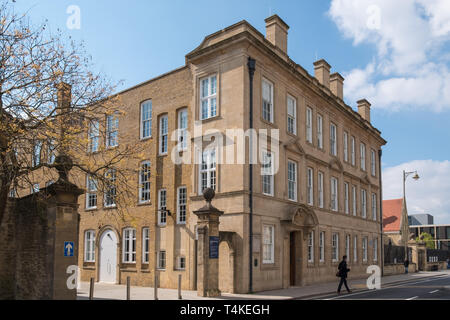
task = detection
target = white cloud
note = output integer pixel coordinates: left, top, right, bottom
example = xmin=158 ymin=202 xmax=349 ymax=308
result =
xmin=329 ymin=0 xmax=450 ymax=112
xmin=383 ymin=160 xmax=450 ymax=224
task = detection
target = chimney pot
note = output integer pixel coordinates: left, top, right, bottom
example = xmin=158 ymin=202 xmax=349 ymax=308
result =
xmin=313 ymin=59 xmax=331 ymax=89
xmin=265 ymin=15 xmax=289 ymax=55
xmin=357 ymin=99 xmax=371 ymax=123
xmin=330 ymin=72 xmax=344 ymax=100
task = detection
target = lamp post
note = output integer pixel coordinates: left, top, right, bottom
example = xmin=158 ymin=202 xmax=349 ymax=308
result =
xmin=402 ymin=170 xmax=419 ymax=261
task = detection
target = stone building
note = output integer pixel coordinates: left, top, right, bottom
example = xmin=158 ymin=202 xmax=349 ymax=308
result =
xmin=74 ymin=15 xmax=386 ymax=293
xmin=383 ymin=198 xmax=409 ymax=246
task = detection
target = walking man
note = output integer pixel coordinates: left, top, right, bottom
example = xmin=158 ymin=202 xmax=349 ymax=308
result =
xmin=404 ymin=259 xmax=409 ymax=274
xmin=337 ymin=255 xmax=351 ymax=294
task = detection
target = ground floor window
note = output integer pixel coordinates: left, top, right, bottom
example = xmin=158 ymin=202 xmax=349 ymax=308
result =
xmin=177 ymin=256 xmax=186 ymax=270
xmin=263 ymin=225 xmax=274 ymax=264
xmin=142 ymin=228 xmax=149 ymax=264
xmin=363 ymin=237 xmax=368 ymax=262
xmin=158 ymin=250 xmax=166 ymax=269
xmin=123 ymin=228 xmax=136 ymax=263
xmin=84 ymin=230 xmax=95 ymax=262
xmin=308 ymin=231 xmax=314 ymax=262
xmin=332 ymin=233 xmax=339 ymax=262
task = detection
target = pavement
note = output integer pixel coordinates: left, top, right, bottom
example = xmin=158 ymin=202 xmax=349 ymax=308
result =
xmin=77 ymin=270 xmax=450 ymax=300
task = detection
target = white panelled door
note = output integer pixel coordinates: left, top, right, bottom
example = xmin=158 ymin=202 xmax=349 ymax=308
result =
xmin=99 ymin=230 xmax=117 ymax=283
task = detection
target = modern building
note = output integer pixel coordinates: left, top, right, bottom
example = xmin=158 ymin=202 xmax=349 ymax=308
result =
xmin=408 ymin=214 xmax=434 ymax=226
xmin=409 ymin=214 xmax=450 ymax=251
xmin=76 ymin=15 xmax=386 ymax=293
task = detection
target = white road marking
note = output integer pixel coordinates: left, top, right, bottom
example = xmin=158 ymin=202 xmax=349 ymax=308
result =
xmin=429 ymin=290 xmax=439 ymax=294
xmin=406 ymin=296 xmax=418 ymax=300
xmin=324 ymin=275 xmax=449 ymax=300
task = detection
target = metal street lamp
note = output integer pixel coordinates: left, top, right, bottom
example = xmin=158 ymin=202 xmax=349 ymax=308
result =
xmin=402 ymin=170 xmax=419 ymax=261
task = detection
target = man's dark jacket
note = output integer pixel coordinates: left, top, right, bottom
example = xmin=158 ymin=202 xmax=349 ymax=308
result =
xmin=338 ymin=260 xmax=350 ymax=278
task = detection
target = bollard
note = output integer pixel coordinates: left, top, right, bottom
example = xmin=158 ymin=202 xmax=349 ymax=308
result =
xmin=126 ymin=276 xmax=131 ymax=300
xmin=154 ymin=273 xmax=158 ymax=300
xmin=178 ymin=274 xmax=182 ymax=300
xmin=89 ymin=277 xmax=94 ymax=300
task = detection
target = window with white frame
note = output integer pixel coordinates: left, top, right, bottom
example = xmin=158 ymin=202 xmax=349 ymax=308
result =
xmin=360 ymin=142 xmax=366 ymax=171
xmin=332 ymin=233 xmax=339 ymax=262
xmin=287 ymin=160 xmax=297 ymax=201
xmin=199 ymin=149 xmax=216 ymax=193
xmin=262 ymin=79 xmax=273 ymax=123
xmin=373 ymin=238 xmax=378 ymax=261
xmin=159 ymin=115 xmax=168 ymax=155
xmin=157 ymin=250 xmax=166 ymax=269
xmin=139 ymin=161 xmax=151 ymax=203
xmin=177 ymin=256 xmax=186 ymax=270
xmin=343 ymin=131 xmax=348 ymax=162
xmin=142 ymin=228 xmax=149 ymax=264
xmin=330 ymin=123 xmax=337 ymax=156
xmin=31 ymin=183 xmax=39 ymax=193
xmin=47 ymin=139 xmax=56 ymax=164
xmin=317 ymin=114 xmax=323 ymax=149
xmin=351 ymin=136 xmax=355 ymax=165
xmin=158 ymin=189 xmax=167 ymax=226
xmin=352 ymin=185 xmax=357 ymax=216
xmin=330 ymin=177 xmax=338 ymax=211
xmin=308 ymin=231 xmax=314 ymax=263
xmin=263 ymin=225 xmax=274 ymax=264
xmin=344 ymin=182 xmax=349 ymax=214
xmin=123 ymin=228 xmax=136 ymax=263
xmin=178 ymin=108 xmax=188 ymax=151
xmin=88 ymin=120 xmax=99 ymax=153
xmin=306 ymin=107 xmax=312 ymax=143
xmin=287 ymin=95 xmax=296 ymax=135
xmin=106 ymin=114 xmax=119 ymax=148
xmin=32 ymin=140 xmax=42 ymax=167
xmin=307 ymin=167 xmax=314 ymax=205
xmin=372 ymin=193 xmax=377 ymax=221
xmin=261 ymin=150 xmax=274 ymax=196
xmin=361 ymin=188 xmax=367 ymax=218
xmin=363 ymin=237 xmax=368 ymax=262
xmin=104 ymin=169 xmax=116 ymax=207
xmin=353 ymin=236 xmax=358 ymax=262
xmin=371 ymin=149 xmax=376 ymax=176
xmin=84 ymin=230 xmax=95 ymax=262
xmin=318 ymin=171 xmax=324 ymax=208
xmin=200 ymin=75 xmax=217 ymax=120
xmin=177 ymin=186 xmax=187 ymax=224
xmin=141 ymin=100 xmax=152 ymax=139
xmin=8 ymin=188 xmax=16 ymax=198
xmin=86 ymin=175 xmax=98 ymax=209
xmin=319 ymin=231 xmax=325 ymax=262
xmin=345 ymin=235 xmax=350 ymax=259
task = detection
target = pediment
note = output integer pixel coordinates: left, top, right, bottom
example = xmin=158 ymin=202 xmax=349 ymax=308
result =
xmin=283 ymin=138 xmax=305 ymax=155
xmin=360 ymin=173 xmax=371 ymax=185
xmin=291 ymin=204 xmax=318 ymax=227
xmin=329 ymin=157 xmax=343 ymax=172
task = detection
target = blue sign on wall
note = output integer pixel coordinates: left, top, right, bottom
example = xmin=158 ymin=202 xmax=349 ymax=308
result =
xmin=209 ymin=236 xmax=219 ymax=259
xmin=64 ymin=241 xmax=74 ymax=257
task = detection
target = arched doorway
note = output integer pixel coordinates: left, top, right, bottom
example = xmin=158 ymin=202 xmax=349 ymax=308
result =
xmin=99 ymin=229 xmax=117 ymax=283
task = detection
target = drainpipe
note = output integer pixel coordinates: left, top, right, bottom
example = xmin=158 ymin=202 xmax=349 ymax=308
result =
xmin=247 ymin=57 xmax=256 ymax=293
xmin=378 ymin=149 xmax=384 ymax=276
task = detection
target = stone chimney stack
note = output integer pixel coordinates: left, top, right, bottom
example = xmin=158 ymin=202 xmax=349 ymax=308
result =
xmin=313 ymin=59 xmax=331 ymax=89
xmin=330 ymin=72 xmax=344 ymax=100
xmin=357 ymin=99 xmax=371 ymax=122
xmin=265 ymin=15 xmax=289 ymax=55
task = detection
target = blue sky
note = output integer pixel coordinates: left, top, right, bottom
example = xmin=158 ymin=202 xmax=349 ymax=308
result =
xmin=12 ymin=0 xmax=450 ymax=222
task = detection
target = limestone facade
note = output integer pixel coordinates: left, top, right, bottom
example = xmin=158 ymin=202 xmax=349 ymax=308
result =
xmin=74 ymin=15 xmax=386 ymax=293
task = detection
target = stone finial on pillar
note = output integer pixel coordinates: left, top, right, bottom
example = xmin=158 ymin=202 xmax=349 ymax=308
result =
xmin=194 ymin=188 xmax=223 ymax=297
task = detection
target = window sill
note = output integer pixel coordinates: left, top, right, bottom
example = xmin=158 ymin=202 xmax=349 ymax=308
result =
xmin=158 ymin=153 xmax=168 ymax=157
xmin=157 ymin=268 xmax=166 ymax=271
xmin=157 ymin=224 xmax=167 ymax=228
xmin=85 ymin=207 xmax=98 ymax=212
xmin=260 ymin=118 xmax=278 ymax=128
xmin=286 ymin=131 xmax=297 ymax=139
xmin=137 ymin=201 xmax=152 ymax=207
xmin=140 ymin=136 xmax=153 ymax=141
xmin=104 ymin=205 xmax=117 ymax=210
xmin=200 ymin=115 xmax=221 ymax=123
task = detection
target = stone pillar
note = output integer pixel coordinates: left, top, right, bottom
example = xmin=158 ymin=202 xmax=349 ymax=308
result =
xmin=46 ymin=180 xmax=83 ymax=299
xmin=194 ymin=188 xmax=223 ymax=297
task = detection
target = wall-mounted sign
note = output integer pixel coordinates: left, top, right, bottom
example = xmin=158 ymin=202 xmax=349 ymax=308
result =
xmin=209 ymin=236 xmax=219 ymax=259
xmin=64 ymin=241 xmax=74 ymax=257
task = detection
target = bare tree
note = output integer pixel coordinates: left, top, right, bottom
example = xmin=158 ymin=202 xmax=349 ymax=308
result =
xmin=0 ymin=1 xmax=144 ymax=226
